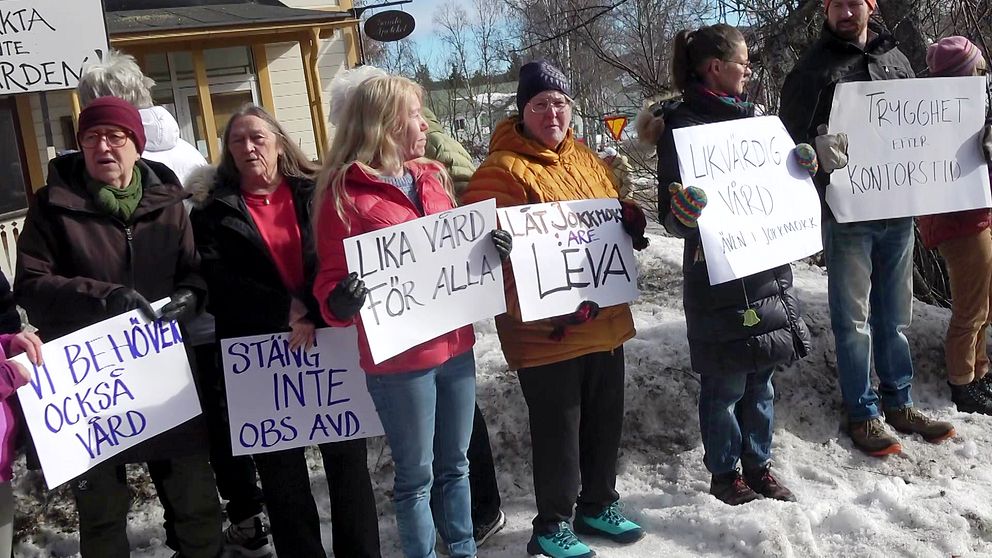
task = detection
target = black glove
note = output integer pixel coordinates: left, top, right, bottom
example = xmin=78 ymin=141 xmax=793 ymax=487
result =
xmin=326 ymin=272 xmax=368 ymax=320
xmin=982 ymin=124 xmax=992 ymax=163
xmin=549 ymin=301 xmax=601 ymax=341
xmin=105 ymin=287 xmax=156 ymax=321
xmin=158 ymin=288 xmax=198 ymax=323
xmin=491 ymin=229 xmax=512 ymax=261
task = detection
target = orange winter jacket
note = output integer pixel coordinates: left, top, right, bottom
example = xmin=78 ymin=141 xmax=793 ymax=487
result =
xmin=463 ymin=117 xmax=635 ymax=370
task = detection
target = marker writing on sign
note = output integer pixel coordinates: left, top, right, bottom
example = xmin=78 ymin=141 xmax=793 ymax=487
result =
xmin=863 ymin=92 xmax=968 ymax=127
xmin=689 ymin=135 xmax=782 ymax=180
xmin=502 ymin=203 xmax=622 ymax=237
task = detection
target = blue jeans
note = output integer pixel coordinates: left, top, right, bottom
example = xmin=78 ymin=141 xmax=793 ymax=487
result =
xmin=823 ymin=218 xmax=915 ymax=421
xmin=698 ymin=368 xmax=775 ymax=475
xmin=365 ymin=350 xmax=477 ymax=558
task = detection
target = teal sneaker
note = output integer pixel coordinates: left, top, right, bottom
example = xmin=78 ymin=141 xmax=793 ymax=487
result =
xmin=574 ymin=502 xmax=645 ymax=544
xmin=526 ymin=522 xmax=596 ymax=557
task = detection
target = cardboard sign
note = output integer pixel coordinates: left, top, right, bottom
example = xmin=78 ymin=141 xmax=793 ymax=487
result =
xmin=343 ymin=200 xmax=505 ymax=363
xmin=221 ymin=328 xmax=384 ymax=456
xmin=673 ymin=116 xmax=823 ymax=284
xmin=499 ymin=198 xmax=639 ymax=321
xmin=0 ymin=0 xmax=110 ymax=94
xmin=826 ymin=76 xmax=991 ymax=222
xmin=13 ymin=301 xmax=201 ymax=488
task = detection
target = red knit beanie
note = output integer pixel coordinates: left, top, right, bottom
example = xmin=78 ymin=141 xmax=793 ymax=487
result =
xmin=927 ymin=36 xmax=983 ymax=77
xmin=78 ymin=96 xmax=146 ymax=153
xmin=824 ymin=0 xmax=876 ymax=12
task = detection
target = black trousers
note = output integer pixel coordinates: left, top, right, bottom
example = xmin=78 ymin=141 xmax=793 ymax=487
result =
xmin=72 ymin=456 xmax=223 ymax=558
xmin=517 ymin=348 xmax=625 ymax=533
xmin=253 ymin=439 xmax=381 ymax=558
xmin=467 ymin=403 xmax=502 ymax=526
xmin=194 ymin=343 xmax=265 ymax=524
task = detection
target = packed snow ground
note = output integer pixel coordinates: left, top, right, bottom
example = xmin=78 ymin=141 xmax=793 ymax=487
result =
xmin=14 ymin=226 xmax=992 ymax=557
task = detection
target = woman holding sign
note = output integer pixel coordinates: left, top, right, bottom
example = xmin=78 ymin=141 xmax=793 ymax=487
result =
xmin=189 ymin=105 xmax=381 ymax=558
xmin=14 ymin=97 xmax=222 ymax=558
xmin=654 ymin=24 xmax=813 ymax=505
xmin=313 ymin=70 xmax=511 ymax=558
xmin=917 ymin=37 xmax=992 ymax=415
xmin=463 ymin=61 xmax=649 ymax=558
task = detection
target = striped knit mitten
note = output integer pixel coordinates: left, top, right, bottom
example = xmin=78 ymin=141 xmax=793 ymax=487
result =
xmin=669 ymin=183 xmax=707 ymax=228
xmin=794 ymin=143 xmax=818 ymax=175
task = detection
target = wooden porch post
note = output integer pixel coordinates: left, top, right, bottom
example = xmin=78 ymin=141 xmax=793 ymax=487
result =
xmin=192 ymin=49 xmax=221 ymax=164
xmin=251 ymin=44 xmax=277 ymax=114
xmin=299 ymin=34 xmax=326 ymax=160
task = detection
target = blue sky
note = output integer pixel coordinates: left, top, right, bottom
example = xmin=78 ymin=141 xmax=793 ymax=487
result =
xmin=380 ymin=0 xmax=446 ymax=67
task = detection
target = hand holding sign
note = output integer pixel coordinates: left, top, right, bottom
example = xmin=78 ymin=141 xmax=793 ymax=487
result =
xmin=669 ymin=183 xmax=707 ymax=227
xmin=326 ymin=272 xmax=368 ymax=321
xmin=619 ymin=200 xmax=649 ymax=250
xmin=794 ymin=143 xmax=819 ymax=175
xmin=105 ymin=287 xmax=156 ymax=321
xmin=490 ymin=229 xmax=513 ymax=261
xmin=813 ymin=124 xmax=849 ymax=173
xmin=158 ymin=289 xmax=198 ymax=323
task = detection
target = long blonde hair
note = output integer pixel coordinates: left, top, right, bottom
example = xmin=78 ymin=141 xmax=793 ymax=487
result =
xmin=314 ymin=74 xmax=454 ymax=229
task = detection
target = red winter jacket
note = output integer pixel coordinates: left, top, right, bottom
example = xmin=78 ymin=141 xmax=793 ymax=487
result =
xmin=314 ymin=161 xmax=475 ymax=374
xmin=917 ymin=169 xmax=992 ymax=249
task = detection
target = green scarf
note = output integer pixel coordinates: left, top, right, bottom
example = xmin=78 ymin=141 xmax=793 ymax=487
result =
xmin=86 ymin=165 xmax=143 ymax=222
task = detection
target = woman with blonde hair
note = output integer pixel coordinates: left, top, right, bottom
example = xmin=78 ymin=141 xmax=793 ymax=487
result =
xmin=313 ymin=70 xmax=511 ymax=558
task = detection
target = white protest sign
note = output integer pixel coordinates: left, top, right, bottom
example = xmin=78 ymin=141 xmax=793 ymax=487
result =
xmin=0 ymin=0 xmax=110 ymax=94
xmin=343 ymin=199 xmax=505 ymax=364
xmin=13 ymin=301 xmax=201 ymax=488
xmin=673 ymin=116 xmax=823 ymax=285
xmin=221 ymin=327 xmax=383 ymax=456
xmin=498 ymin=198 xmax=639 ymax=322
xmin=827 ymin=76 xmax=991 ymax=222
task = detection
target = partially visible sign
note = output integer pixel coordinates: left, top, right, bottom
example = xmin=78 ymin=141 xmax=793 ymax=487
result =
xmin=498 ymin=198 xmax=639 ymax=322
xmin=672 ymin=116 xmax=823 ymax=284
xmin=826 ymin=76 xmax=991 ymax=222
xmin=14 ymin=300 xmax=201 ymax=488
xmin=343 ymin=200 xmax=505 ymax=364
xmin=604 ymin=116 xmax=628 ymax=142
xmin=364 ymin=10 xmax=416 ymax=43
xmin=0 ymin=0 xmax=109 ymax=94
xmin=222 ymin=328 xmax=384 ymax=456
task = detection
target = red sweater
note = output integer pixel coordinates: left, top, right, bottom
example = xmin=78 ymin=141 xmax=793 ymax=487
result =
xmin=313 ymin=161 xmax=475 ymax=374
xmin=244 ymin=180 xmax=305 ymax=294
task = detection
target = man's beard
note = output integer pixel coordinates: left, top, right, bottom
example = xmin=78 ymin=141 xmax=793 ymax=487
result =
xmin=830 ymin=20 xmax=866 ymax=41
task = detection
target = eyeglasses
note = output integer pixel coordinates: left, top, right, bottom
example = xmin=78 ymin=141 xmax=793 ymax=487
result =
xmin=80 ymin=130 xmax=131 ymax=148
xmin=529 ymin=97 xmax=573 ymax=114
xmin=724 ymin=59 xmax=753 ymax=70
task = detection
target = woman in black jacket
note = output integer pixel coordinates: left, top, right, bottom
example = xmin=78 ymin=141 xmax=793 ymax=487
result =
xmin=189 ymin=105 xmax=380 ymax=558
xmin=655 ymin=24 xmax=813 ymax=506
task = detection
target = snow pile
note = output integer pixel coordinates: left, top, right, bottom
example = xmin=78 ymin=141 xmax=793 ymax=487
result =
xmin=14 ymin=227 xmax=992 ymax=557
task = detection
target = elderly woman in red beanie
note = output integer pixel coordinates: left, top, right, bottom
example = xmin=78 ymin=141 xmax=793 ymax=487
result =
xmin=918 ymin=37 xmax=992 ymax=415
xmin=14 ymin=96 xmax=223 ymax=558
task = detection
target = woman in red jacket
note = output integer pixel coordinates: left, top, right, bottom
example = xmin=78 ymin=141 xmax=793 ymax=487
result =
xmin=917 ymin=37 xmax=992 ymax=415
xmin=313 ymin=71 xmax=510 ymax=558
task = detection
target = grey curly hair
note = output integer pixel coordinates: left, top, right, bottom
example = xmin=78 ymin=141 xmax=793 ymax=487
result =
xmin=77 ymin=50 xmax=155 ymax=109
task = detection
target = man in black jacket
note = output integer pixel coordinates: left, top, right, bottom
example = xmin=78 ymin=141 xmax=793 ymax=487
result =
xmin=779 ymin=0 xmax=955 ymax=457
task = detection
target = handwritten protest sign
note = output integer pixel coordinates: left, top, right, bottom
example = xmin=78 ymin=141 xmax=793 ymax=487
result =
xmin=827 ymin=76 xmax=991 ymax=222
xmin=0 ymin=0 xmax=110 ymax=94
xmin=673 ymin=116 xmax=823 ymax=284
xmin=13 ymin=301 xmax=201 ymax=488
xmin=343 ymin=199 xmax=505 ymax=363
xmin=498 ymin=198 xmax=639 ymax=321
xmin=221 ymin=327 xmax=383 ymax=456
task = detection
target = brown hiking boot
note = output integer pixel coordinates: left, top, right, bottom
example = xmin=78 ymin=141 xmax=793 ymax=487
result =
xmin=710 ymin=471 xmax=762 ymax=505
xmin=744 ymin=466 xmax=797 ymax=502
xmin=847 ymin=417 xmax=902 ymax=457
xmin=884 ymin=407 xmax=955 ymax=443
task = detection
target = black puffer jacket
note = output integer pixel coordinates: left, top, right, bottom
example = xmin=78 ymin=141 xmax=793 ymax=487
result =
xmin=779 ymin=21 xmax=914 ymax=213
xmin=187 ymin=167 xmax=324 ymax=342
xmin=657 ymin=85 xmax=812 ymax=376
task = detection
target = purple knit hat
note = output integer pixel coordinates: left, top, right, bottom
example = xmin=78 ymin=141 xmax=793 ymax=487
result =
xmin=78 ymin=96 xmax=147 ymax=153
xmin=927 ymin=36 xmax=983 ymax=77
